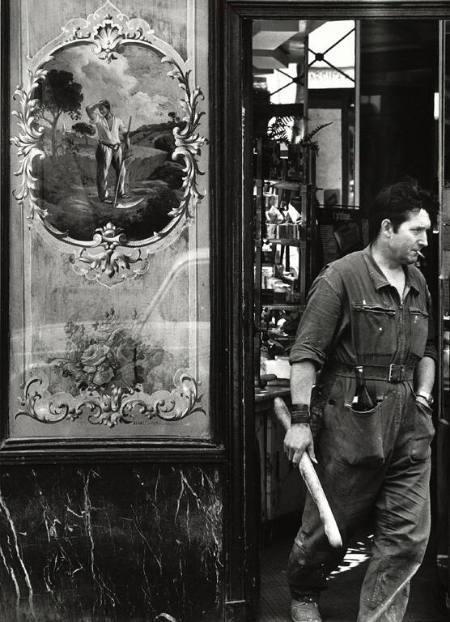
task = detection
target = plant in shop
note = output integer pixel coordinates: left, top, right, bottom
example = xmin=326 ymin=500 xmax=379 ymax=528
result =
xmin=299 ymin=121 xmax=333 ymax=152
xmin=266 ymin=114 xmax=332 ymax=150
xmin=266 ymin=115 xmax=295 ymax=142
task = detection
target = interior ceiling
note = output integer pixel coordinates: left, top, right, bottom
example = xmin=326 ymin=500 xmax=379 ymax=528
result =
xmin=252 ymin=20 xmax=324 ymax=71
xmin=253 ymin=19 xmax=438 ymax=82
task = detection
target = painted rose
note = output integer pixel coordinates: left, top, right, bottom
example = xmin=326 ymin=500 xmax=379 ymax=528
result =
xmin=80 ymin=342 xmax=115 ymax=386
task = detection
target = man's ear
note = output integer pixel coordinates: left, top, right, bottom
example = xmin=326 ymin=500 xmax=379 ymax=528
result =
xmin=380 ymin=218 xmax=393 ymax=237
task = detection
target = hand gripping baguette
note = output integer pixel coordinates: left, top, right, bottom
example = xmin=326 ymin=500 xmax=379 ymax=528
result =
xmin=274 ymin=396 xmax=343 ymax=548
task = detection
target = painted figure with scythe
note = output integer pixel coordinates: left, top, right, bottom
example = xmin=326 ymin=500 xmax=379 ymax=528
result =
xmin=86 ymin=99 xmax=131 ymax=203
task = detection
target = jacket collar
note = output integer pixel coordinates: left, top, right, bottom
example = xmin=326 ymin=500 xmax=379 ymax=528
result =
xmin=362 ymin=245 xmax=420 ymax=294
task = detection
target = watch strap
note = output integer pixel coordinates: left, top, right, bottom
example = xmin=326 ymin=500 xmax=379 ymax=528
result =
xmin=415 ymin=390 xmax=433 ymax=406
xmin=290 ymin=403 xmax=311 ymax=425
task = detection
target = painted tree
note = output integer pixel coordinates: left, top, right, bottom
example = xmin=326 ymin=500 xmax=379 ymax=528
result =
xmin=34 ymin=69 xmax=83 ymax=156
xmin=168 ymin=111 xmax=181 ymax=123
xmin=72 ymin=121 xmax=95 ymax=145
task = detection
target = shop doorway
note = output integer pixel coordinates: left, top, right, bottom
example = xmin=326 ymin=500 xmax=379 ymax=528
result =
xmin=250 ymin=15 xmax=448 ymax=622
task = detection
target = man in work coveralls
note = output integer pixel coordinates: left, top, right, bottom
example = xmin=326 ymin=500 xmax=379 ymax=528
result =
xmin=86 ymin=99 xmax=130 ymax=202
xmin=284 ymin=181 xmax=437 ymax=622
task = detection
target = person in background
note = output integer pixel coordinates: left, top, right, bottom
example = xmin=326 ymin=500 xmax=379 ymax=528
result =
xmin=86 ymin=99 xmax=130 ymax=202
xmin=284 ymin=181 xmax=437 ymax=622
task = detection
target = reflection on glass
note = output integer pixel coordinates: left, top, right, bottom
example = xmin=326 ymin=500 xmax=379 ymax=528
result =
xmin=308 ymin=21 xmax=356 ymax=208
xmin=308 ymin=21 xmax=355 ymax=89
xmin=11 ymin=249 xmax=211 ymax=436
xmin=252 ymin=19 xmax=359 ymax=387
xmin=252 ymin=20 xmax=356 ymax=209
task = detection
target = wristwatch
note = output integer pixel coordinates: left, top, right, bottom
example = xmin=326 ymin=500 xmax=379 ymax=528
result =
xmin=415 ymin=390 xmax=434 ymax=407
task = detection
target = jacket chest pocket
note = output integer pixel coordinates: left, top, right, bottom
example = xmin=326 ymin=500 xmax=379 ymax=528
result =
xmin=409 ymin=308 xmax=429 ymax=358
xmin=351 ymin=303 xmax=397 ymax=360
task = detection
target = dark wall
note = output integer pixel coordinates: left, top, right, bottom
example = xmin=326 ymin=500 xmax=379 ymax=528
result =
xmin=359 ymin=20 xmax=440 ymax=306
xmin=0 ymin=464 xmax=223 ymax=622
xmin=360 ymin=89 xmax=436 ymax=204
xmin=360 ymin=20 xmax=439 ymax=212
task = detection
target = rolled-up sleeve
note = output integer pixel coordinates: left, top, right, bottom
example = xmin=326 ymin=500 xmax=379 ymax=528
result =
xmin=289 ymin=274 xmax=343 ymax=369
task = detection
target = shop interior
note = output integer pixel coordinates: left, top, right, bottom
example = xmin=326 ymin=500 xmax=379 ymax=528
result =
xmin=251 ymin=18 xmax=448 ymax=621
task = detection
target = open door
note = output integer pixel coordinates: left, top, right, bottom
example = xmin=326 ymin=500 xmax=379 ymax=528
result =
xmin=437 ymin=18 xmax=450 ymax=609
xmin=219 ymin=3 xmax=450 ymax=620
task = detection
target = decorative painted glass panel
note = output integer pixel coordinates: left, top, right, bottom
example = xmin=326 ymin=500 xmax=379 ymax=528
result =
xmin=7 ymin=0 xmax=210 ymax=445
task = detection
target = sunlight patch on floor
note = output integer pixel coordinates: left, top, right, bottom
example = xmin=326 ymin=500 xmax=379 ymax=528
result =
xmin=329 ymin=535 xmax=373 ymax=578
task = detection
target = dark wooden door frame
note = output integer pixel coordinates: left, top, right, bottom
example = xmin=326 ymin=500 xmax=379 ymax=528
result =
xmin=215 ymin=2 xmax=450 ymax=620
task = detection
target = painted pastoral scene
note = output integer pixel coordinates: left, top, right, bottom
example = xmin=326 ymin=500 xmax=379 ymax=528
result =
xmin=32 ymin=44 xmax=186 ymax=242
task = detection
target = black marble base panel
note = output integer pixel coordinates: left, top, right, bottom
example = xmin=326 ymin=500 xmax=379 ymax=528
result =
xmin=0 ymin=464 xmax=223 ymax=622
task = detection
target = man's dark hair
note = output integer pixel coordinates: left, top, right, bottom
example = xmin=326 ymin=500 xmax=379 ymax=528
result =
xmin=368 ymin=180 xmax=438 ymax=242
xmin=98 ymin=99 xmax=111 ymax=111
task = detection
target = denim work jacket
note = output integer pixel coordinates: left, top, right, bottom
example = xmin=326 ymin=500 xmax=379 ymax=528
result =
xmin=289 ymin=246 xmax=437 ymax=371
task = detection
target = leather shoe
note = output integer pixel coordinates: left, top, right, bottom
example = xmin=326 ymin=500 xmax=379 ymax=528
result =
xmin=290 ymin=598 xmax=322 ymax=622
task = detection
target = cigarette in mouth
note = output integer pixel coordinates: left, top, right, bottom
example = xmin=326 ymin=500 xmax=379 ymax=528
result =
xmin=417 ymin=250 xmax=425 ymax=258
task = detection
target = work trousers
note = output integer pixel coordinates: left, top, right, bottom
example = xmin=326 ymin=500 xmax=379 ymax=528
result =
xmin=96 ymin=143 xmax=125 ymax=201
xmin=287 ymin=375 xmax=434 ymax=622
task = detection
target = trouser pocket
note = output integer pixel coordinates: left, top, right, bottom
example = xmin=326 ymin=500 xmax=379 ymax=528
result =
xmin=323 ymin=377 xmax=391 ymax=467
xmin=339 ymin=402 xmax=385 ymax=466
xmin=409 ymin=400 xmax=435 ymax=462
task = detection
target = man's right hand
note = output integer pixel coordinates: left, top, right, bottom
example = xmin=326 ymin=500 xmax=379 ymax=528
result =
xmin=284 ymin=423 xmax=317 ymax=465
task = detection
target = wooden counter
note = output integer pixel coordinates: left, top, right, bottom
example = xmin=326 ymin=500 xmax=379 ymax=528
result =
xmin=254 ymin=382 xmax=290 ymax=407
xmin=254 ymin=382 xmax=305 ymax=526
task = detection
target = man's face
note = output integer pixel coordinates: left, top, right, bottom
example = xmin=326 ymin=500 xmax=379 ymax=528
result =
xmin=389 ymin=208 xmax=431 ymax=265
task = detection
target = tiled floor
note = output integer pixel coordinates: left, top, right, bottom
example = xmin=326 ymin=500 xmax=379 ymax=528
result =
xmin=258 ymin=531 xmax=448 ymax=622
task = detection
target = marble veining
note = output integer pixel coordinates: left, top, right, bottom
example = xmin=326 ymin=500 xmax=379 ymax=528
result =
xmin=0 ymin=488 xmax=36 ymax=620
xmin=0 ymin=465 xmax=223 ymax=621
